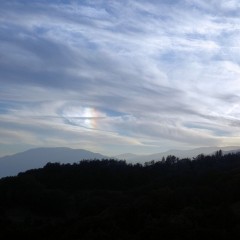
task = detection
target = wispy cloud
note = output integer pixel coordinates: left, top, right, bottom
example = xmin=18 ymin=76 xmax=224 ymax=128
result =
xmin=1 ymin=0 xmax=240 ymax=156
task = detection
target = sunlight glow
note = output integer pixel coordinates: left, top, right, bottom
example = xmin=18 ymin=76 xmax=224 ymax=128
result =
xmin=62 ymin=106 xmax=99 ymax=129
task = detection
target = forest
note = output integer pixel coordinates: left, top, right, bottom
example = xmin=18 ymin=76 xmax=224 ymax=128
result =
xmin=1 ymin=150 xmax=240 ymax=239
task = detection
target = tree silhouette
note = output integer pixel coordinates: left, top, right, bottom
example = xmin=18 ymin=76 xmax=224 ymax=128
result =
xmin=0 ymin=152 xmax=240 ymax=239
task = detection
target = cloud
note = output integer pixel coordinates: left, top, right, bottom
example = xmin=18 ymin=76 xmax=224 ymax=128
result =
xmin=1 ymin=0 xmax=240 ymax=156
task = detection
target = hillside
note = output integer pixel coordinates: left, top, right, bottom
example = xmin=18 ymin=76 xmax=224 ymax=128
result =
xmin=1 ymin=151 xmax=240 ymax=239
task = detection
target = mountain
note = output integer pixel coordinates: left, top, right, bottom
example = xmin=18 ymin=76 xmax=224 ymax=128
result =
xmin=116 ymin=146 xmax=240 ymax=163
xmin=223 ymin=148 xmax=240 ymax=155
xmin=2 ymin=146 xmax=240 ymax=178
xmin=0 ymin=147 xmax=108 ymax=178
xmin=113 ymin=153 xmax=142 ymax=160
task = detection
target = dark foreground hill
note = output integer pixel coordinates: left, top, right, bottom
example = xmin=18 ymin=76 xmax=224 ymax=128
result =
xmin=1 ymin=151 xmax=240 ymax=239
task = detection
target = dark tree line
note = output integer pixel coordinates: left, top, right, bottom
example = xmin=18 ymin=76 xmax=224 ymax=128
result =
xmin=1 ymin=150 xmax=240 ymax=239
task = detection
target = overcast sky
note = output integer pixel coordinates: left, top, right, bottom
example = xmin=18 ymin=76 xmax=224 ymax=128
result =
xmin=1 ymin=0 xmax=240 ymax=156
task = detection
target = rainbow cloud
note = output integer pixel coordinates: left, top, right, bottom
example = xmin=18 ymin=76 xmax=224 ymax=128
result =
xmin=62 ymin=106 xmax=104 ymax=129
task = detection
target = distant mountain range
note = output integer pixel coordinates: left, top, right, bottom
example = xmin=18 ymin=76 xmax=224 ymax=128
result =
xmin=1 ymin=146 xmax=240 ymax=178
xmin=114 ymin=146 xmax=240 ymax=163
xmin=0 ymin=147 xmax=108 ymax=178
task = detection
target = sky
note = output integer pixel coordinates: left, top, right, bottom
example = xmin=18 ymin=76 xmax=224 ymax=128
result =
xmin=1 ymin=0 xmax=240 ymax=157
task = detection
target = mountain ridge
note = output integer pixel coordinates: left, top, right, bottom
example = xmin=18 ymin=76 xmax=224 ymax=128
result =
xmin=0 ymin=147 xmax=108 ymax=178
xmin=1 ymin=146 xmax=240 ymax=178
xmin=114 ymin=146 xmax=240 ymax=162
